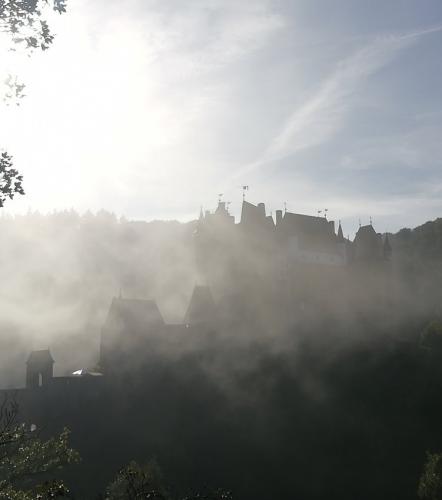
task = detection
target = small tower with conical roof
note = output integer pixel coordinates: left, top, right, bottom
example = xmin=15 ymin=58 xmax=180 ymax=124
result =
xmin=26 ymin=349 xmax=54 ymax=388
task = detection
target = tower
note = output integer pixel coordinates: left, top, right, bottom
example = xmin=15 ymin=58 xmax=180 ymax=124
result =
xmin=26 ymin=349 xmax=54 ymax=388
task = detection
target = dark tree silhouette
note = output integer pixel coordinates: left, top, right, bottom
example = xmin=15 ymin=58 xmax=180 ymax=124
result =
xmin=104 ymin=460 xmax=233 ymax=500
xmin=418 ymin=452 xmax=442 ymax=500
xmin=0 ymin=1 xmax=67 ymax=206
xmin=0 ymin=392 xmax=79 ymax=498
xmin=0 ymin=152 xmax=24 ymax=207
xmin=0 ymin=0 xmax=66 ymax=51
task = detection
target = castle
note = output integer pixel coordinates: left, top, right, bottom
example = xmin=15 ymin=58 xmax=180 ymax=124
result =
xmin=3 ymin=198 xmax=393 ymax=394
xmin=195 ymin=198 xmax=391 ymax=271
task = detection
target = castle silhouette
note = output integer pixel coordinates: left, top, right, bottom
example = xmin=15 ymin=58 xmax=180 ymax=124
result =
xmin=9 ymin=198 xmax=392 ymax=392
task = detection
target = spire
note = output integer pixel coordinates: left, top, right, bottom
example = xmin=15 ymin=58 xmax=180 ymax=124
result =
xmin=337 ymin=220 xmax=345 ymax=242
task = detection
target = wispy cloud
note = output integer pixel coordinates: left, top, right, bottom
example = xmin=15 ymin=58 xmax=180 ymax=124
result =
xmin=233 ymin=24 xmax=442 ymax=179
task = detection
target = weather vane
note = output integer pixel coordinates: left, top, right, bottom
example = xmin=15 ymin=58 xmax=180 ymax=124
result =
xmin=241 ymin=185 xmax=249 ymax=201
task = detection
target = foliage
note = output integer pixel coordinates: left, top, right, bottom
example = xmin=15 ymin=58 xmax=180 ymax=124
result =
xmin=0 ymin=393 xmax=79 ymax=499
xmin=104 ymin=460 xmax=233 ymax=500
xmin=420 ymin=320 xmax=442 ymax=352
xmin=1 ymin=0 xmax=68 ymax=104
xmin=104 ymin=460 xmax=168 ymax=500
xmin=0 ymin=0 xmax=66 ymax=52
xmin=0 ymin=152 xmax=24 ymax=207
xmin=181 ymin=491 xmax=233 ymax=500
xmin=0 ymin=1 xmax=68 ymax=207
xmin=418 ymin=452 xmax=442 ymax=500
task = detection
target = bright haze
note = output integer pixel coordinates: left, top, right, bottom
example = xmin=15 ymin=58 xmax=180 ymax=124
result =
xmin=1 ymin=0 xmax=442 ymax=235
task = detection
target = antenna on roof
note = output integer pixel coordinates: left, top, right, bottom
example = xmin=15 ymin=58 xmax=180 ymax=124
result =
xmin=359 ymin=218 xmax=361 ymax=228
xmin=241 ymin=185 xmax=249 ymax=201
xmin=284 ymin=202 xmax=287 ymax=214
xmin=369 ymin=216 xmax=373 ymax=225
xmin=324 ymin=208 xmax=328 ymax=219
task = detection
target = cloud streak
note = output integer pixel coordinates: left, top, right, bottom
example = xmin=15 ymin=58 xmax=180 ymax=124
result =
xmin=233 ymin=24 xmax=442 ymax=179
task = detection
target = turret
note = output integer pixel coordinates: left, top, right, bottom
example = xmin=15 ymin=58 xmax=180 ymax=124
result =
xmin=275 ymin=210 xmax=283 ymax=226
xmin=26 ymin=349 xmax=54 ymax=388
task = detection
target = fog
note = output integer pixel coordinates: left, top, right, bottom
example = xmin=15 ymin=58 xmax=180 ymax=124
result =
xmin=0 ymin=210 xmax=197 ymax=387
xmin=0 ymin=202 xmax=439 ymax=389
xmin=1 ymin=201 xmax=442 ymax=499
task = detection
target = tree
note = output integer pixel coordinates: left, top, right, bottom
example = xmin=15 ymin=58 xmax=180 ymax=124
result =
xmin=0 ymin=0 xmax=66 ymax=52
xmin=0 ymin=152 xmax=24 ymax=207
xmin=0 ymin=393 xmax=79 ymax=499
xmin=1 ymin=0 xmax=67 ymax=104
xmin=104 ymin=460 xmax=168 ymax=500
xmin=104 ymin=460 xmax=233 ymax=500
xmin=420 ymin=320 xmax=442 ymax=353
xmin=418 ymin=452 xmax=442 ymax=500
xmin=0 ymin=0 xmax=67 ymax=207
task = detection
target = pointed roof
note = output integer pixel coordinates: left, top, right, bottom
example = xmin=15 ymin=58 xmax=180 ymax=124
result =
xmin=104 ymin=297 xmax=165 ymax=332
xmin=355 ymin=224 xmax=377 ymax=239
xmin=353 ymin=224 xmax=383 ymax=259
xmin=337 ymin=222 xmax=345 ymax=242
xmin=184 ymin=285 xmax=216 ymax=325
xmin=27 ymin=349 xmax=54 ymax=366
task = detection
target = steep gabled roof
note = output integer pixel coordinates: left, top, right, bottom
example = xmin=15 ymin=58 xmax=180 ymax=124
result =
xmin=353 ymin=224 xmax=383 ymax=260
xmin=354 ymin=224 xmax=379 ymax=244
xmin=104 ymin=297 xmax=165 ymax=332
xmin=184 ymin=286 xmax=216 ymax=325
xmin=27 ymin=349 xmax=54 ymax=366
xmin=240 ymin=201 xmax=265 ymax=225
xmin=278 ymin=212 xmax=338 ymax=252
xmin=280 ymin=212 xmax=331 ymax=235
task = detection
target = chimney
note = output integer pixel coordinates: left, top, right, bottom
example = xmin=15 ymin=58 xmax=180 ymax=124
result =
xmin=275 ymin=210 xmax=283 ymax=226
xmin=257 ymin=202 xmax=266 ymax=216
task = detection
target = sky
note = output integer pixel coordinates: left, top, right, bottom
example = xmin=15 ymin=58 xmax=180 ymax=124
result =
xmin=1 ymin=0 xmax=442 ymax=236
